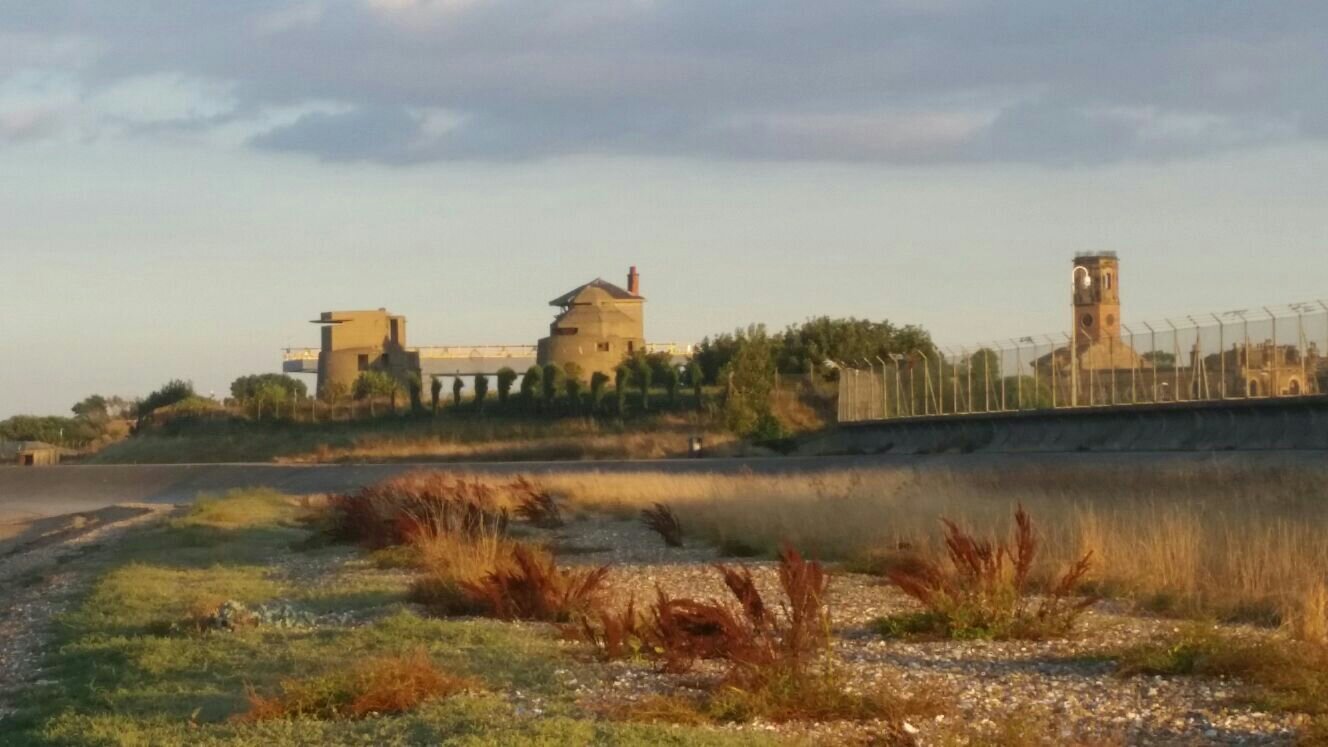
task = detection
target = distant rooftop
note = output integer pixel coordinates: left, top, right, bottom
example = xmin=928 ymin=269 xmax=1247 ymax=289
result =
xmin=548 ymin=278 xmax=641 ymax=306
xmin=1074 ymin=251 xmax=1119 ymax=259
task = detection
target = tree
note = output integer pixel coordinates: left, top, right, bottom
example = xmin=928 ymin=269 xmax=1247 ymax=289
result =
xmin=634 ymin=358 xmax=653 ymax=411
xmin=614 ymin=364 xmax=630 ymax=415
xmin=686 ymin=360 xmax=704 ymax=410
xmin=776 ymin=316 xmax=934 ymax=380
xmin=452 ymin=377 xmax=466 ymax=408
xmin=71 ymin=394 xmax=109 ymax=423
xmin=320 ymin=380 xmax=348 ymax=419
xmin=231 ymin=374 xmax=306 ymax=403
xmin=1142 ymin=350 xmax=1177 ymax=370
xmin=430 ymin=376 xmax=443 ymax=415
xmin=521 ymin=365 xmax=543 ymax=411
xmin=662 ymin=365 xmax=680 ymax=408
xmin=353 ymin=371 xmax=395 ymax=417
xmin=564 ymin=373 xmax=583 ymax=412
xmin=542 ymin=364 xmax=565 ymax=409
xmin=721 ymin=326 xmax=780 ymax=438
xmin=496 ymin=367 xmax=518 ymax=405
xmin=589 ymin=371 xmax=610 ymax=413
xmin=405 ymin=372 xmax=424 ymax=414
xmin=139 ymin=379 xmax=196 ymax=422
xmin=474 ymin=374 xmax=489 ymax=411
xmin=253 ymin=381 xmax=289 ymax=420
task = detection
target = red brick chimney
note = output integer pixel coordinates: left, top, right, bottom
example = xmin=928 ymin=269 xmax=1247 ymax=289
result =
xmin=627 ymin=266 xmax=640 ymax=296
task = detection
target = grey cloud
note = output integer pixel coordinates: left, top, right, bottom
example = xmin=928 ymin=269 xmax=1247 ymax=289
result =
xmin=3 ymin=1 xmax=1328 ymax=165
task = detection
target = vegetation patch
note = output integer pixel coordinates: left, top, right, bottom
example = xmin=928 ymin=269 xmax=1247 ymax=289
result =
xmin=240 ymin=649 xmax=476 ymax=721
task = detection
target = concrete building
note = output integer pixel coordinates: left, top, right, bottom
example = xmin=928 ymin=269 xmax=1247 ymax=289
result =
xmin=0 ymin=441 xmax=61 ymax=466
xmin=536 ymin=267 xmax=646 ymax=379
xmin=1197 ymin=340 xmax=1321 ymax=398
xmin=312 ymin=309 xmax=422 ymax=396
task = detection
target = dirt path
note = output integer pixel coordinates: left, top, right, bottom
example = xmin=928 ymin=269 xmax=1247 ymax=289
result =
xmin=0 ymin=504 xmax=174 ymax=724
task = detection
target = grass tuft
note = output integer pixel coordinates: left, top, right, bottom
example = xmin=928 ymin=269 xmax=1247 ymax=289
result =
xmin=640 ymin=503 xmax=684 ymax=548
xmin=459 ymin=544 xmax=610 ymax=623
xmin=240 ymin=649 xmax=475 ymax=721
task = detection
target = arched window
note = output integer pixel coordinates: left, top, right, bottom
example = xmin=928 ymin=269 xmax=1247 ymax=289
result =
xmin=1289 ymin=379 xmax=1302 ymax=396
xmin=1104 ymin=273 xmax=1113 ymax=290
xmin=1248 ymin=380 xmax=1260 ymax=397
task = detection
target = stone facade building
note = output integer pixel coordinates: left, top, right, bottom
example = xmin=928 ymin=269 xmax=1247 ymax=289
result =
xmin=537 ymin=267 xmax=645 ymax=380
xmin=312 ymin=309 xmax=421 ymax=396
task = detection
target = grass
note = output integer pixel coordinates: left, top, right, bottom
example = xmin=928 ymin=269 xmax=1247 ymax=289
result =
xmin=527 ymin=461 xmax=1328 ymax=629
xmin=87 ymin=411 xmax=737 ymax=464
xmin=1106 ymin=624 xmax=1328 ymax=737
xmin=1 ymin=490 xmax=786 ymax=746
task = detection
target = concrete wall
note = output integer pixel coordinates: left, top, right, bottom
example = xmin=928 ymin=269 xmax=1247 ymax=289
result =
xmin=810 ymin=396 xmax=1328 ymax=455
xmin=537 ymin=286 xmax=645 ymax=379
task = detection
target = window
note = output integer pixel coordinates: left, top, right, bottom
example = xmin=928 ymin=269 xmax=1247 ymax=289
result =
xmin=597 ymin=342 xmax=611 ymax=352
xmin=1081 ymin=313 xmax=1094 ymax=329
xmin=554 ymin=327 xmax=579 ymax=336
xmin=627 ymin=341 xmax=636 ymax=353
xmin=358 ymin=354 xmax=369 ymax=371
xmin=1104 ymin=273 xmax=1113 ymax=290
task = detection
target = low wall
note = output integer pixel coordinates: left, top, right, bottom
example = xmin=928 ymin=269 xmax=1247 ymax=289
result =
xmin=811 ymin=396 xmax=1328 ymax=455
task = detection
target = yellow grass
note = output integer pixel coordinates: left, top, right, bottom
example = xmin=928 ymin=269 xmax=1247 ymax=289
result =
xmin=474 ymin=460 xmax=1328 ymax=628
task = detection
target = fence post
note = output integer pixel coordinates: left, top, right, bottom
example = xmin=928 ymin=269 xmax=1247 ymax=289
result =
xmin=876 ymin=357 xmax=889 ymax=418
xmin=1265 ymin=307 xmax=1278 ymax=397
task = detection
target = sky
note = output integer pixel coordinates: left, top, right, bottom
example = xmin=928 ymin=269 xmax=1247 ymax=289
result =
xmin=2 ymin=1 xmax=1327 ymax=418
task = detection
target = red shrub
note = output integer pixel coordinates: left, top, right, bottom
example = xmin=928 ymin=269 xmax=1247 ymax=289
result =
xmin=460 ymin=544 xmax=609 ymax=622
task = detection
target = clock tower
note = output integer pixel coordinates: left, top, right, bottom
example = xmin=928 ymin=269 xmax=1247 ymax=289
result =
xmin=1072 ymin=252 xmax=1121 ymax=347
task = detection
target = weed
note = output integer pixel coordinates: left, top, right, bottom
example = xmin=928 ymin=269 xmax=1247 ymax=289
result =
xmin=881 ymin=506 xmax=1093 ymax=640
xmin=641 ymin=503 xmax=684 ymax=547
xmin=240 ymin=649 xmax=474 ymax=721
xmin=511 ymin=476 xmax=564 ymax=528
xmin=460 ymin=544 xmax=610 ymax=622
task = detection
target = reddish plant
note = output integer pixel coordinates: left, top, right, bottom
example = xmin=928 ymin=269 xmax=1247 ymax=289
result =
xmin=460 ymin=544 xmax=609 ymax=622
xmin=326 ymin=472 xmax=509 ymax=549
xmin=641 ymin=503 xmax=684 ymax=547
xmin=883 ymin=505 xmax=1094 ymax=639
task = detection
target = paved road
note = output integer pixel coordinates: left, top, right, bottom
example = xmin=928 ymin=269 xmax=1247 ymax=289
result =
xmin=1 ymin=451 xmax=1322 ymax=524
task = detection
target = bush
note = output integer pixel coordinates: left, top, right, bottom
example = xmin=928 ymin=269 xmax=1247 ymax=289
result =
xmin=590 ymin=371 xmax=611 ymax=412
xmin=542 ymin=364 xmax=565 ymax=407
xmin=521 ymin=365 xmax=543 ymax=410
xmin=326 ymin=472 xmax=510 ymax=549
xmin=878 ymin=506 xmax=1094 ymax=640
xmin=240 ymin=649 xmax=473 ymax=721
xmin=139 ymin=379 xmax=195 ymax=420
xmin=452 ymin=377 xmax=465 ymax=408
xmin=460 ymin=544 xmax=609 ymax=622
xmin=496 ymin=367 xmax=518 ymax=405
xmin=474 ymin=374 xmax=489 ymax=411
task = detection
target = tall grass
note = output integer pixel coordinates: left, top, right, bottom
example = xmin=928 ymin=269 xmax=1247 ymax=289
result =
xmin=524 ymin=460 xmax=1328 ymax=627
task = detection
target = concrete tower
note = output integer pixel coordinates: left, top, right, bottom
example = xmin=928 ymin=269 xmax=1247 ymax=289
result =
xmin=1071 ymin=252 xmax=1121 ymax=347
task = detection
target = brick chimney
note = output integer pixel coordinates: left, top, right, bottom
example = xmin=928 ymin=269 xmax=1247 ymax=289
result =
xmin=627 ymin=266 xmax=640 ymax=296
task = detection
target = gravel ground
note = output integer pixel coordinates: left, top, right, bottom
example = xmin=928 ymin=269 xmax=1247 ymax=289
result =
xmin=549 ymin=515 xmax=1305 ymax=746
xmin=0 ymin=506 xmax=1308 ymax=745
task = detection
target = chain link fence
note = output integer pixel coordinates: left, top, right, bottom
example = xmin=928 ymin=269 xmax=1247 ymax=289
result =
xmin=838 ymin=301 xmax=1328 ymax=422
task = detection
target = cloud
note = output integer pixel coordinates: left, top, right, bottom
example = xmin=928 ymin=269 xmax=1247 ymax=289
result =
xmin=2 ymin=1 xmax=1327 ymax=165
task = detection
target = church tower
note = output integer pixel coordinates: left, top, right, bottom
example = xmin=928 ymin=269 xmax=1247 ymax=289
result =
xmin=1072 ymin=252 xmax=1121 ymax=347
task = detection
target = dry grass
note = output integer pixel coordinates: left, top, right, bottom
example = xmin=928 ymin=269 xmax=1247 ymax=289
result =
xmin=240 ymin=649 xmax=473 ymax=721
xmin=641 ymin=503 xmax=684 ymax=547
xmin=515 ymin=460 xmax=1328 ymax=630
xmin=879 ymin=506 xmax=1093 ymax=640
xmin=459 ymin=544 xmax=610 ymax=622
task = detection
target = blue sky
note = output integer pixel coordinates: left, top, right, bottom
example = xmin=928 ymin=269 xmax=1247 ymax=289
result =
xmin=2 ymin=1 xmax=1326 ymax=417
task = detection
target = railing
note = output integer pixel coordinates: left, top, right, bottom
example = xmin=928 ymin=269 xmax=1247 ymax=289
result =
xmin=837 ymin=300 xmax=1328 ymax=423
xmin=282 ymin=342 xmax=693 ymax=363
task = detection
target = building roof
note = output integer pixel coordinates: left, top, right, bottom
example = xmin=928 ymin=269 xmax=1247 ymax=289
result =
xmin=0 ymin=441 xmax=59 ymax=457
xmin=548 ymin=278 xmax=642 ymax=306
